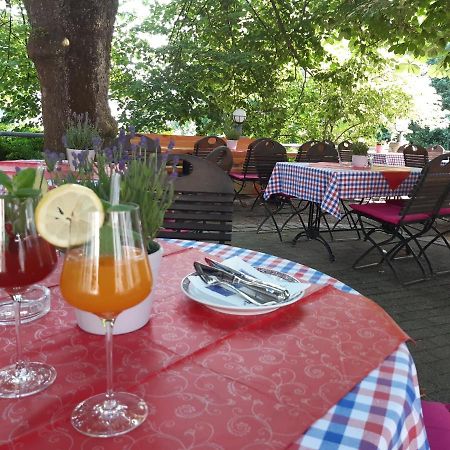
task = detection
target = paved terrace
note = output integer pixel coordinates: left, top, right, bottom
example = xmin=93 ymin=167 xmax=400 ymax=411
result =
xmin=230 ymin=199 xmax=450 ymax=403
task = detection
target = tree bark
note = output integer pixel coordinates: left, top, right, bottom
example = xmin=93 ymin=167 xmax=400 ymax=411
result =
xmin=23 ymin=0 xmax=118 ymax=151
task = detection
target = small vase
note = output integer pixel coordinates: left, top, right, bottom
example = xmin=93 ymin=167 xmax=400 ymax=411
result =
xmin=226 ymin=140 xmax=238 ymax=150
xmin=352 ymin=155 xmax=369 ymax=168
xmin=66 ymin=148 xmax=95 ymax=170
xmin=74 ymin=244 xmax=164 ymax=335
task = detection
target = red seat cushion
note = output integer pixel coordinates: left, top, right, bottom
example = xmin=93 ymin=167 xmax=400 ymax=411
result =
xmin=421 ymin=400 xmax=450 ymax=450
xmin=438 ymin=207 xmax=450 ymax=216
xmin=229 ymin=172 xmax=259 ymax=181
xmin=350 ymin=202 xmax=431 ymax=225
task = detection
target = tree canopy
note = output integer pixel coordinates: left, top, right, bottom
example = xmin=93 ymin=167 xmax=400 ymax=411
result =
xmin=0 ymin=0 xmax=449 ymax=147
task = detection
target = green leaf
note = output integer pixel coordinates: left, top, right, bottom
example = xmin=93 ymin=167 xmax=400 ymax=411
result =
xmin=12 ymin=188 xmax=40 ymax=198
xmin=0 ymin=172 xmax=13 ymax=192
xmin=12 ymin=168 xmax=37 ymax=192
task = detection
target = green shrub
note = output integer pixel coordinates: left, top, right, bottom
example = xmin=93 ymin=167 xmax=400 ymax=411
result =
xmin=0 ymin=136 xmax=44 ymax=160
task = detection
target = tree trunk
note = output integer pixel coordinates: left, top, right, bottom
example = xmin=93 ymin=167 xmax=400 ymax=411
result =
xmin=24 ymin=0 xmax=118 ymax=151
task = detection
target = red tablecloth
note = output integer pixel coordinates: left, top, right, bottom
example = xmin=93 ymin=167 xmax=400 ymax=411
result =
xmin=1 ymin=245 xmax=409 ymax=449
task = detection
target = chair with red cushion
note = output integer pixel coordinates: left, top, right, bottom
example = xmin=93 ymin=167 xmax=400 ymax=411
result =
xmin=253 ymin=139 xmax=307 ymax=241
xmin=350 ymin=154 xmax=450 ymax=284
xmin=229 ymin=138 xmax=267 ymax=207
xmin=421 ymin=400 xmax=450 ymax=450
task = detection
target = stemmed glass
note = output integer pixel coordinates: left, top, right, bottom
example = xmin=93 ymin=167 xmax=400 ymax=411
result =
xmin=60 ymin=204 xmax=152 ymax=437
xmin=0 ymin=193 xmax=58 ymax=398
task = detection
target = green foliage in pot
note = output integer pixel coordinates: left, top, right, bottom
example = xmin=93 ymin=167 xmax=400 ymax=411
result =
xmin=224 ymin=125 xmax=241 ymax=140
xmin=352 ymin=141 xmax=369 ymax=155
xmin=63 ymin=112 xmax=101 ymax=150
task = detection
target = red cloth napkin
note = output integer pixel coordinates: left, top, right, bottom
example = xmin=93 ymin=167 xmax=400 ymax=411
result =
xmin=381 ymin=170 xmax=411 ymax=190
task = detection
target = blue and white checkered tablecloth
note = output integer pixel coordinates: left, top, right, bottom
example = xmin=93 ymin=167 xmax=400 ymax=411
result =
xmin=163 ymin=239 xmax=429 ymax=450
xmin=372 ymin=152 xmax=406 ymax=166
xmin=264 ymin=162 xmax=421 ymax=218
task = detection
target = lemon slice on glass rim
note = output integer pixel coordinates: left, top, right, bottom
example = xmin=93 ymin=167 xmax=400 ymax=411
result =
xmin=35 ymin=184 xmax=104 ymax=248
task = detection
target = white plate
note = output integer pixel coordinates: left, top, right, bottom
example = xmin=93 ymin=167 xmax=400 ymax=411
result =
xmin=181 ymin=268 xmax=308 ymax=315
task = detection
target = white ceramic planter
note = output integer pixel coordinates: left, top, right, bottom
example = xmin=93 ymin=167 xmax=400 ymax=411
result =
xmin=352 ymin=155 xmax=368 ymax=168
xmin=226 ymin=140 xmax=238 ymax=150
xmin=75 ymin=245 xmax=164 ymax=335
xmin=66 ymin=148 xmax=95 ymax=171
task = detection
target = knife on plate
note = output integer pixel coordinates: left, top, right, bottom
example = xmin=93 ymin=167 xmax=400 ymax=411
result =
xmin=204 ymin=257 xmax=290 ymax=300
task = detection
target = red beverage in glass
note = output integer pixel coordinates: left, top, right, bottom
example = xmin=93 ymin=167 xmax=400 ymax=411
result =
xmin=0 ymin=235 xmax=57 ymax=289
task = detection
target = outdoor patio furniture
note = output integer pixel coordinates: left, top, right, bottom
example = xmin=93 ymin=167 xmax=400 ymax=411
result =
xmin=263 ymin=161 xmax=421 ymax=260
xmin=337 ymin=140 xmax=353 ymax=162
xmin=205 ymin=145 xmax=233 ymax=172
xmin=229 ymin=138 xmax=267 ymax=206
xmin=351 ymin=154 xmax=450 ymax=284
xmin=421 ymin=400 xmax=450 ymax=450
xmin=295 ymin=140 xmax=319 ymax=162
xmin=193 ymin=135 xmax=226 ymax=159
xmin=157 ymin=154 xmax=234 ymax=244
xmin=401 ymin=143 xmax=429 ymax=168
xmin=305 ymin=141 xmax=339 ymax=162
xmin=253 ymin=139 xmax=306 ymax=241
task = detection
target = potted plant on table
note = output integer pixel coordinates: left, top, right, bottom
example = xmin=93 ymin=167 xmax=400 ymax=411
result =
xmin=44 ymin=131 xmax=176 ymax=334
xmin=224 ymin=124 xmax=241 ymax=151
xmin=63 ymin=112 xmax=102 ymax=170
xmin=351 ymin=142 xmax=370 ymax=168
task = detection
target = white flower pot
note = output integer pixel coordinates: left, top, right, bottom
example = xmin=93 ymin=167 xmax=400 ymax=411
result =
xmin=66 ymin=148 xmax=95 ymax=170
xmin=352 ymin=155 xmax=368 ymax=168
xmin=226 ymin=140 xmax=238 ymax=150
xmin=75 ymin=244 xmax=164 ymax=335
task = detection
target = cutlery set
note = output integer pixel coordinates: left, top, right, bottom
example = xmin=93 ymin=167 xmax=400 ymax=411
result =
xmin=193 ymin=258 xmax=291 ymax=306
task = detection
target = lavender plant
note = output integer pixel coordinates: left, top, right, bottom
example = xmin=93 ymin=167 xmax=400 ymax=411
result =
xmin=63 ymin=112 xmax=101 ymax=150
xmin=45 ymin=129 xmax=177 ymax=253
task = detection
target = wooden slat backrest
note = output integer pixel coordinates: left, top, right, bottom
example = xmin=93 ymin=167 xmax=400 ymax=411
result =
xmin=402 ymin=144 xmax=429 ymax=168
xmin=306 ymin=141 xmax=338 ymax=163
xmin=157 ymin=154 xmax=234 ymax=243
xmin=194 ymin=136 xmax=227 ymax=159
xmin=205 ymin=145 xmax=233 ymax=172
xmin=337 ymin=140 xmax=353 ymax=162
xmin=295 ymin=140 xmax=319 ymax=162
xmin=401 ymin=155 xmax=450 ymax=217
xmin=252 ymin=139 xmax=287 ymax=188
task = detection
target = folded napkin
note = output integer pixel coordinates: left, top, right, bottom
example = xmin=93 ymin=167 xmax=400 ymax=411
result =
xmin=188 ymin=256 xmax=309 ymax=308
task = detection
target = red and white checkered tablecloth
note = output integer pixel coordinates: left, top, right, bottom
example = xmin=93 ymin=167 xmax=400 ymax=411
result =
xmin=264 ymin=162 xmax=421 ymax=218
xmin=371 ymin=152 xmax=406 ymax=166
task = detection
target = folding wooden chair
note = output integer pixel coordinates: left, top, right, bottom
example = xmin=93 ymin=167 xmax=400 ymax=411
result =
xmin=193 ymin=136 xmax=226 ymax=159
xmin=229 ymin=138 xmax=267 ymax=207
xmin=253 ymin=139 xmax=307 ymax=241
xmin=401 ymin=144 xmax=429 ymax=168
xmin=157 ymin=154 xmax=234 ymax=244
xmin=350 ymin=154 xmax=450 ymax=284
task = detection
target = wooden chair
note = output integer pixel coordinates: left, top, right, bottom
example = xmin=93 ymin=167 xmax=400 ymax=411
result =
xmin=229 ymin=138 xmax=267 ymax=206
xmin=305 ymin=141 xmax=338 ymax=163
xmin=401 ymin=144 xmax=429 ymax=168
xmin=157 ymin=154 xmax=234 ymax=244
xmin=350 ymin=154 xmax=450 ymax=285
xmin=337 ymin=140 xmax=353 ymax=162
xmin=253 ymin=139 xmax=306 ymax=241
xmin=205 ymin=145 xmax=233 ymax=172
xmin=193 ymin=135 xmax=227 ymax=159
xmin=295 ymin=140 xmax=319 ymax=162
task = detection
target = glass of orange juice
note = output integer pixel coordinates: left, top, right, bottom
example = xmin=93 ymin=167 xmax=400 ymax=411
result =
xmin=60 ymin=203 xmax=152 ymax=437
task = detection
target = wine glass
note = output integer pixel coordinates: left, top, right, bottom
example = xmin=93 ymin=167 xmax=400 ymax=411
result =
xmin=0 ymin=193 xmax=58 ymax=398
xmin=60 ymin=203 xmax=152 ymax=437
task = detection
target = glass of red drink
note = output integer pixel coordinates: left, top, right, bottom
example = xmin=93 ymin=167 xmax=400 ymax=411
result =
xmin=0 ymin=193 xmax=58 ymax=398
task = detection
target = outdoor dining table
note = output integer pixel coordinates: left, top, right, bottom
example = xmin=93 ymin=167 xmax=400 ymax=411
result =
xmin=264 ymin=161 xmax=422 ymax=260
xmin=0 ymin=239 xmax=429 ymax=449
xmin=369 ymin=151 xmax=445 ymax=167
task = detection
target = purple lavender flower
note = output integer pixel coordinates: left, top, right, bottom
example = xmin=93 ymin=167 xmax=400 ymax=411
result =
xmin=62 ymin=134 xmax=68 ymax=147
xmin=92 ymin=136 xmax=102 ymax=149
xmin=128 ymin=125 xmax=136 ymax=137
xmin=168 ymin=138 xmax=175 ymax=151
